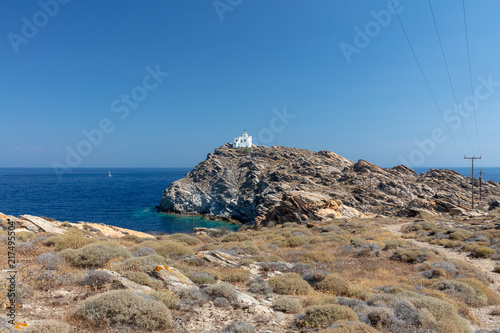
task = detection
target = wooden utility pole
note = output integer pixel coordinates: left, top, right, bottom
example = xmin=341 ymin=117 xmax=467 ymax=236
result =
xmin=479 ymin=169 xmax=483 ymax=202
xmin=464 ymin=156 xmax=481 ymax=209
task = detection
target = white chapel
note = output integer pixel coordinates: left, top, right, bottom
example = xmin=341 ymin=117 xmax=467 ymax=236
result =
xmin=233 ymin=130 xmax=252 ymax=148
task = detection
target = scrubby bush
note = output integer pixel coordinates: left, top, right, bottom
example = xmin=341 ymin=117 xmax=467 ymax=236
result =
xmin=219 ymin=321 xmax=256 ymax=333
xmin=301 ymin=294 xmax=338 ymax=308
xmin=473 ymin=247 xmax=496 ymax=258
xmin=121 ymin=271 xmax=163 ymax=290
xmin=168 ymin=233 xmax=202 ymax=245
xmin=390 ymin=248 xmax=439 ymax=264
xmin=409 ymin=295 xmax=471 ymax=332
xmin=156 ymin=241 xmax=195 ymax=258
xmin=16 ymin=231 xmax=35 ymax=241
xmin=222 ymin=268 xmax=250 ymax=284
xmin=54 ymin=234 xmax=97 ymax=251
xmin=42 ymin=235 xmax=63 ymax=247
xmin=132 ymin=247 xmax=157 ymax=257
xmin=74 ymin=290 xmax=172 ymax=330
xmin=302 ymin=270 xmax=330 ymax=286
xmin=320 ymin=320 xmax=378 ymax=333
xmin=36 ymin=252 xmax=64 ymax=270
xmin=494 ymin=265 xmax=500 ymax=273
xmin=214 ymin=297 xmax=230 ymax=308
xmin=457 ymin=278 xmax=500 ymax=305
xmin=203 ymin=282 xmax=237 ymax=302
xmin=176 ymin=286 xmax=207 ymax=305
xmin=17 ymin=242 xmax=35 ymax=255
xmin=26 ymin=320 xmax=71 ymax=333
xmin=71 ymin=242 xmax=131 ymax=268
xmin=112 ymin=254 xmax=170 ymax=272
xmin=314 ymin=275 xmax=350 ymax=296
xmin=273 ymin=297 xmax=302 ymax=313
xmin=190 ymin=272 xmax=215 ymax=285
xmin=268 ymin=273 xmax=312 ymax=295
xmin=248 ymin=277 xmax=273 ymax=295
xmin=431 ymin=280 xmax=486 ymax=307
xmin=80 ymin=270 xmax=113 ymax=290
xmin=221 ymin=233 xmax=248 ymax=242
xmin=304 ymin=304 xmax=358 ymax=328
xmin=302 ymin=251 xmax=335 ymax=264
xmin=148 ymin=290 xmax=180 ymax=309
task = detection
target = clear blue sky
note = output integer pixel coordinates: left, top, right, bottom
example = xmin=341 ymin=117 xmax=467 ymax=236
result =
xmin=2 ymin=0 xmax=499 ymax=169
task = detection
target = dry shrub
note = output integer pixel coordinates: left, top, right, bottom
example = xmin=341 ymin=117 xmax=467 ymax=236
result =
xmin=448 ymin=259 xmax=490 ymax=285
xmin=71 ymin=242 xmax=131 ymax=268
xmin=457 ymin=278 xmax=500 ymax=305
xmin=36 ymin=252 xmax=64 ymax=270
xmin=148 ymin=290 xmax=180 ymax=309
xmin=314 ymin=275 xmax=350 ymax=296
xmin=319 ymin=320 xmax=378 ymax=333
xmin=390 ymin=248 xmax=439 ymax=264
xmin=26 ymin=320 xmax=71 ymax=333
xmin=302 ymin=251 xmax=335 ymax=264
xmin=221 ymin=232 xmax=248 ymax=242
xmin=494 ymin=265 xmax=500 ymax=273
xmin=190 ymin=272 xmax=215 ymax=284
xmin=54 ymin=234 xmax=98 ymax=251
xmin=167 ymin=233 xmax=202 ymax=245
xmin=473 ymin=246 xmax=496 ymax=258
xmin=489 ymin=307 xmax=500 ymax=316
xmin=219 ymin=321 xmax=256 ymax=333
xmin=301 ymin=293 xmax=338 ymax=308
xmin=177 ymin=286 xmax=207 ymax=305
xmin=156 ymin=241 xmax=195 ymax=258
xmin=304 ymin=304 xmax=358 ymax=328
xmin=273 ymin=297 xmax=302 ymax=313
xmin=42 ymin=235 xmax=64 ymax=247
xmin=121 ymin=271 xmax=163 ymax=290
xmin=431 ymin=280 xmax=486 ymax=307
xmin=80 ymin=270 xmax=113 ymax=290
xmin=268 ymin=273 xmax=312 ymax=295
xmin=409 ymin=296 xmax=471 ymax=332
xmin=204 ymin=282 xmax=237 ymax=302
xmin=74 ymin=289 xmax=172 ymax=330
xmin=221 ymin=268 xmax=250 ymax=284
xmin=16 ymin=231 xmax=36 ymax=241
xmin=111 ymin=254 xmax=170 ymax=273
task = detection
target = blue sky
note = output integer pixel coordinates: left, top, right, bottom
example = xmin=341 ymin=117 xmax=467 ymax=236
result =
xmin=2 ymin=0 xmax=500 ymax=169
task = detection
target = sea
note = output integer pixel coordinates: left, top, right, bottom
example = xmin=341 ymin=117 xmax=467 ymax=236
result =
xmin=0 ymin=167 xmax=499 ymax=234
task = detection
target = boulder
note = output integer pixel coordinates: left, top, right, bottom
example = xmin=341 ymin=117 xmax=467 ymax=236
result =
xmin=153 ymin=265 xmax=193 ymax=292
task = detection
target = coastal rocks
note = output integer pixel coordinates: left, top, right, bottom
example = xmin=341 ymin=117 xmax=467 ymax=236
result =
xmin=196 ymin=250 xmax=242 ymax=267
xmin=154 ymin=265 xmax=193 ymax=292
xmin=158 ymin=144 xmax=500 ymax=226
xmin=19 ymin=215 xmax=66 ymax=235
xmin=97 ymin=269 xmax=154 ymax=294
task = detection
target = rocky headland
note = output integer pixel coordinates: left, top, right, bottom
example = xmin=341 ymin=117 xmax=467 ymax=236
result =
xmin=158 ymin=144 xmax=500 ymax=226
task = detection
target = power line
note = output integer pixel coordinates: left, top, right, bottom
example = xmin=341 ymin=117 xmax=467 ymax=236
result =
xmin=390 ymin=0 xmax=464 ymax=154
xmin=428 ymin=0 xmax=475 ymax=155
xmin=462 ymin=0 xmax=482 ymax=155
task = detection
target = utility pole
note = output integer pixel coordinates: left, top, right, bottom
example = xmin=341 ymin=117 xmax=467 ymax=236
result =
xmin=191 ymin=193 xmax=194 ymax=234
xmin=464 ymin=156 xmax=481 ymax=209
xmin=479 ymin=169 xmax=484 ymax=202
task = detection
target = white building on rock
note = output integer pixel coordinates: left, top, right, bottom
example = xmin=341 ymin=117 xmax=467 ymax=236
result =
xmin=233 ymin=130 xmax=252 ymax=148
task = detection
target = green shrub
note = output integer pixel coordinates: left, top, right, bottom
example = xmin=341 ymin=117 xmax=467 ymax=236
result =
xmin=304 ymin=304 xmax=358 ymax=328
xmin=26 ymin=320 xmax=71 ymax=333
xmin=473 ymin=247 xmax=496 ymax=258
xmin=71 ymin=242 xmax=131 ymax=268
xmin=222 ymin=269 xmax=250 ymax=284
xmin=268 ymin=273 xmax=312 ymax=295
xmin=148 ymin=290 xmax=180 ymax=309
xmin=156 ymin=241 xmax=195 ymax=258
xmin=121 ymin=271 xmax=163 ymax=290
xmin=302 ymin=251 xmax=336 ymax=264
xmin=273 ymin=297 xmax=302 ymax=313
xmin=74 ymin=290 xmax=172 ymax=330
xmin=190 ymin=272 xmax=215 ymax=285
xmin=55 ymin=234 xmax=98 ymax=251
xmin=314 ymin=275 xmax=350 ymax=296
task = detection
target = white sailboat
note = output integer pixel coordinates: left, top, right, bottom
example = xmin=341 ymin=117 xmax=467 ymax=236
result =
xmin=108 ymin=171 xmax=112 ymax=177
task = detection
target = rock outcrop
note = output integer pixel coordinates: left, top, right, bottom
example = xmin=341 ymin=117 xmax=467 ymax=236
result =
xmin=158 ymin=144 xmax=500 ymax=226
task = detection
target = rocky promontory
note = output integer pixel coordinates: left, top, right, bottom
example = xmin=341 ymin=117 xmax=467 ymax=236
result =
xmin=158 ymin=144 xmax=500 ymax=226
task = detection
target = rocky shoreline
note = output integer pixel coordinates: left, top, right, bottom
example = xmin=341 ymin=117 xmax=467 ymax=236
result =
xmin=158 ymin=144 xmax=500 ymax=227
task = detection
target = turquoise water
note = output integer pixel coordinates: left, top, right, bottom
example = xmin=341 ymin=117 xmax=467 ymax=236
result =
xmin=0 ymin=168 xmax=239 ymax=234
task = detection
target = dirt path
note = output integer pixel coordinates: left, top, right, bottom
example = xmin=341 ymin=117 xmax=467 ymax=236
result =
xmin=383 ymin=223 xmax=500 ymax=331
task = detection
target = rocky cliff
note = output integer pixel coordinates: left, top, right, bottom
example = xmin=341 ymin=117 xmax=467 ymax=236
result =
xmin=158 ymin=144 xmax=500 ymax=226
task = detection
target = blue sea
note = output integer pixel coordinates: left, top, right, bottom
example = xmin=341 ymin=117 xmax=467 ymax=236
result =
xmin=0 ymin=168 xmax=239 ymax=234
xmin=0 ymin=167 xmax=498 ymax=234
